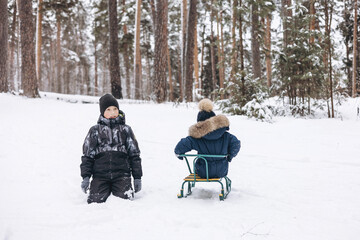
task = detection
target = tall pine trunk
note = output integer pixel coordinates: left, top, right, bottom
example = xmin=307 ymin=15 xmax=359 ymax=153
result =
xmin=184 ymin=0 xmax=197 ymax=102
xmin=108 ymin=0 xmax=122 ymax=98
xmin=19 ymin=0 xmax=39 ymax=97
xmin=251 ymin=2 xmax=261 ymax=81
xmin=352 ymin=0 xmax=358 ymax=97
xmin=230 ymin=0 xmax=238 ymax=84
xmin=9 ymin=1 xmax=17 ymax=91
xmin=56 ymin=12 xmax=62 ymax=93
xmin=36 ymin=0 xmax=43 ymax=90
xmin=154 ymin=0 xmax=168 ymax=103
xmin=180 ymin=0 xmax=187 ymax=102
xmin=134 ymin=0 xmax=142 ymax=99
xmin=210 ymin=1 xmax=216 ymax=100
xmin=0 ymin=0 xmax=8 ymax=92
xmin=194 ymin=22 xmax=199 ymax=92
xmin=325 ymin=0 xmax=334 ymax=117
xmin=167 ymin=46 xmax=174 ymax=101
xmin=265 ymin=15 xmax=272 ymax=88
xmin=123 ymin=25 xmax=131 ymax=98
xmin=239 ymin=0 xmax=245 ymax=96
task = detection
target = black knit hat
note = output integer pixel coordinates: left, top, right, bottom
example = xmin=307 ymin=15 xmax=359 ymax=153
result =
xmin=197 ymin=98 xmax=216 ymax=122
xmin=99 ymin=94 xmax=119 ymax=116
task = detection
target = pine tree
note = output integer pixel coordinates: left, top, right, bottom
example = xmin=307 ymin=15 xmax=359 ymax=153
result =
xmin=154 ymin=0 xmax=168 ymax=102
xmin=19 ymin=0 xmax=39 ymax=98
xmin=108 ymin=0 xmax=123 ymax=99
xmin=0 ymin=0 xmax=8 ymax=93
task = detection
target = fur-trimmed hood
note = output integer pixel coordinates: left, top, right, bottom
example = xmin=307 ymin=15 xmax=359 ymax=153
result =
xmin=188 ymin=115 xmax=230 ymax=139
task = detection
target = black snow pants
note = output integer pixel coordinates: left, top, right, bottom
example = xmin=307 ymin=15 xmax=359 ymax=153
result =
xmin=87 ymin=176 xmax=133 ymax=204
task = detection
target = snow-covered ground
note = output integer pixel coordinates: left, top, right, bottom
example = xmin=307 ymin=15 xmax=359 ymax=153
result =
xmin=1 ymin=92 xmax=360 ymax=240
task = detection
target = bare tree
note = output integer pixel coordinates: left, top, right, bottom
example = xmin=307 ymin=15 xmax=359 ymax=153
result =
xmin=0 ymin=0 xmax=8 ymax=92
xmin=19 ymin=0 xmax=39 ymax=97
xmin=154 ymin=0 xmax=168 ymax=103
xmin=108 ymin=0 xmax=122 ymax=98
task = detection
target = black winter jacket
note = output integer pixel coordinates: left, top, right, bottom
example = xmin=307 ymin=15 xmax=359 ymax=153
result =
xmin=80 ymin=112 xmax=142 ymax=180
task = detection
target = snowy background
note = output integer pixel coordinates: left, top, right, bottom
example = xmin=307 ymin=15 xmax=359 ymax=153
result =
xmin=1 ymin=93 xmax=360 ymax=240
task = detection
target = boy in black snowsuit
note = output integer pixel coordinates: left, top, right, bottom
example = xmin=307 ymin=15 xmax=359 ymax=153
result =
xmin=80 ymin=94 xmax=143 ymax=203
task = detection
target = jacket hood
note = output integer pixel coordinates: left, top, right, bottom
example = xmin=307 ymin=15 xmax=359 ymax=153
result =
xmin=97 ymin=110 xmax=126 ymax=127
xmin=188 ymin=115 xmax=230 ymax=139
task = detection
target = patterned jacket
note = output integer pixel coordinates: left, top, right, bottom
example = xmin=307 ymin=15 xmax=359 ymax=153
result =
xmin=174 ymin=115 xmax=240 ymax=178
xmin=80 ymin=111 xmax=142 ymax=180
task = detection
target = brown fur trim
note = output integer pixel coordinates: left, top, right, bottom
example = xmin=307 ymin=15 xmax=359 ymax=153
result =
xmin=188 ymin=115 xmax=230 ymax=138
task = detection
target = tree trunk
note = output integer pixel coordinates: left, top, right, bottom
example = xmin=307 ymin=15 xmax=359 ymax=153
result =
xmin=265 ymin=14 xmax=272 ymax=88
xmin=199 ymin=25 xmax=205 ymax=93
xmin=282 ymin=0 xmax=292 ymax=49
xmin=108 ymin=0 xmax=122 ymax=98
xmin=210 ymin=1 xmax=216 ymax=99
xmin=19 ymin=0 xmax=39 ymax=97
xmin=167 ymin=46 xmax=174 ymax=101
xmin=309 ymin=0 xmax=315 ymax=44
xmin=36 ymin=0 xmax=43 ymax=90
xmin=194 ymin=23 xmax=199 ymax=92
xmin=184 ymin=0 xmax=197 ymax=102
xmin=352 ymin=0 xmax=358 ymax=97
xmin=251 ymin=2 xmax=261 ymax=81
xmin=123 ymin=25 xmax=131 ymax=99
xmin=230 ymin=0 xmax=237 ymax=84
xmin=154 ymin=0 xmax=168 ymax=103
xmin=134 ymin=0 xmax=142 ymax=99
xmin=181 ymin=0 xmax=187 ymax=101
xmin=324 ymin=0 xmax=334 ymax=117
xmin=220 ymin=10 xmax=225 ymax=99
xmin=94 ymin=36 xmax=98 ymax=96
xmin=9 ymin=1 xmax=17 ymax=91
xmin=56 ymin=12 xmax=62 ymax=93
xmin=239 ymin=0 xmax=245 ymax=96
xmin=0 ymin=0 xmax=8 ymax=92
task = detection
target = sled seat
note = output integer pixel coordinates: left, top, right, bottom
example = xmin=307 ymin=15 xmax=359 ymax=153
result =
xmin=184 ymin=173 xmax=221 ymax=182
xmin=177 ymin=154 xmax=232 ymax=201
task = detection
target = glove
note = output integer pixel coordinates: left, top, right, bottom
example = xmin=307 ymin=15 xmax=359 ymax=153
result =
xmin=81 ymin=177 xmax=90 ymax=193
xmin=175 ymin=154 xmax=183 ymax=160
xmin=227 ymin=155 xmax=232 ymax=162
xmin=134 ymin=179 xmax=142 ymax=193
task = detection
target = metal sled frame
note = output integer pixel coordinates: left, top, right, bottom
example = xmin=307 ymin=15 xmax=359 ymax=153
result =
xmin=177 ymin=154 xmax=232 ymax=201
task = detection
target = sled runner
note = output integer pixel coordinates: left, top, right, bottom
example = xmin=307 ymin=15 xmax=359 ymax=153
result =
xmin=177 ymin=154 xmax=232 ymax=201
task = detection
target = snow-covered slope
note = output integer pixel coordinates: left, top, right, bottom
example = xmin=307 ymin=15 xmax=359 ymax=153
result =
xmin=1 ymin=93 xmax=360 ymax=240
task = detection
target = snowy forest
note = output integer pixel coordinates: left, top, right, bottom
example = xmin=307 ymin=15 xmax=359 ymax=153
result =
xmin=0 ymin=0 xmax=359 ymax=119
